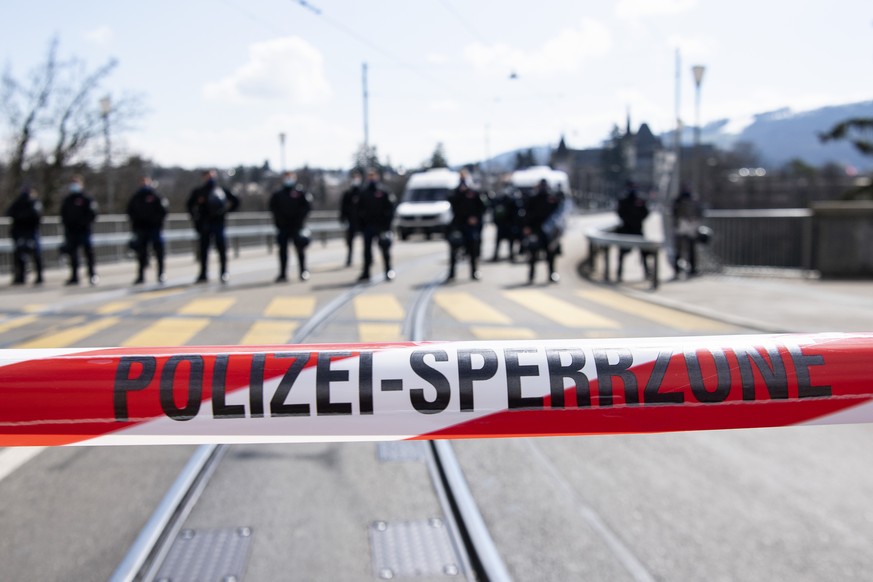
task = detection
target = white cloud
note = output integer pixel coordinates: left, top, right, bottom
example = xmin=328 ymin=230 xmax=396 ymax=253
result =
xmin=84 ymin=26 xmax=113 ymax=45
xmin=616 ymin=0 xmax=697 ymax=19
xmin=464 ymin=18 xmax=612 ymax=77
xmin=203 ymin=37 xmax=331 ymax=105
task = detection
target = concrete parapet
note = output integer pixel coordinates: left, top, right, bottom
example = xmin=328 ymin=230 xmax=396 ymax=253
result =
xmin=813 ymin=201 xmax=873 ymax=278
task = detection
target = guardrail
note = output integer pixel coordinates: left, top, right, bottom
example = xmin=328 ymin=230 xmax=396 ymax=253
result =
xmin=703 ymin=208 xmax=814 ymax=272
xmin=583 ymin=224 xmax=663 ymax=289
xmin=0 ymin=211 xmax=345 ymax=275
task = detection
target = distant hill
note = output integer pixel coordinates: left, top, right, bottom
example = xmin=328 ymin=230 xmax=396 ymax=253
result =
xmin=477 ymin=101 xmax=873 ymax=173
xmin=673 ymin=100 xmax=873 ymax=171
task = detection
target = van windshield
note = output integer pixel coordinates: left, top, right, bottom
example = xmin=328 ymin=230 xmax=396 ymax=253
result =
xmin=403 ymin=188 xmax=450 ymax=202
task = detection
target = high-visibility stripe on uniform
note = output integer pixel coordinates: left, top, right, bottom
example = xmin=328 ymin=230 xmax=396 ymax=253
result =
xmin=0 ymin=333 xmax=869 ymax=447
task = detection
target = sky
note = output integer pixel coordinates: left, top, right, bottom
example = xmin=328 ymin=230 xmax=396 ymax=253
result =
xmin=0 ymin=0 xmax=871 ymax=171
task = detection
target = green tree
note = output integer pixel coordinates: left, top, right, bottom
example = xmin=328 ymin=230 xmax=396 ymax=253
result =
xmin=429 ymin=142 xmax=448 ymax=168
xmin=820 ymin=118 xmax=873 ymax=199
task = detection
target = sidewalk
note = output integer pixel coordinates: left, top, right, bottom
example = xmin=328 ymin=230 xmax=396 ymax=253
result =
xmin=617 ymin=272 xmax=873 ymax=334
xmin=575 ymin=210 xmax=873 ymax=334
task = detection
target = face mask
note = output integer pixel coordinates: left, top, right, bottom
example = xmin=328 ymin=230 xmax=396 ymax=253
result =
xmin=284 ymin=179 xmax=296 ymax=188
xmin=352 ymin=179 xmax=361 ymax=187
xmin=205 ymin=178 xmax=216 ymax=188
xmin=69 ymin=183 xmax=82 ymax=193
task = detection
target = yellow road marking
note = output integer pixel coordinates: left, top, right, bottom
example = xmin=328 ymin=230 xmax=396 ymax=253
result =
xmin=577 ymin=289 xmax=737 ymax=331
xmin=15 ymin=317 xmax=120 ymax=348
xmin=178 ymin=298 xmax=237 ymax=316
xmin=470 ymin=326 xmax=537 ymax=340
xmin=504 ymin=290 xmax=620 ymax=328
xmin=22 ymin=305 xmax=47 ymax=314
xmin=136 ymin=289 xmax=185 ymax=300
xmin=264 ymin=297 xmax=316 ymax=318
xmin=433 ymin=292 xmax=511 ymax=324
xmin=122 ymin=317 xmax=210 ymax=347
xmin=358 ymin=323 xmax=404 ymax=342
xmin=98 ymin=301 xmax=136 ymax=315
xmin=0 ymin=315 xmax=38 ymax=334
xmin=239 ymin=321 xmax=298 ymax=345
xmin=354 ymin=294 xmax=405 ymax=321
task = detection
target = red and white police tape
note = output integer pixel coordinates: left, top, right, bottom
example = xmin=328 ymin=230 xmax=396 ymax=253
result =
xmin=0 ymin=332 xmax=871 ymax=447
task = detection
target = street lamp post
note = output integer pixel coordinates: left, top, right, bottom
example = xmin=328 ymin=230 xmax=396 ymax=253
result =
xmin=691 ymin=65 xmax=706 ymax=197
xmin=278 ymin=132 xmax=287 ymax=173
xmin=99 ymin=95 xmax=113 ymax=213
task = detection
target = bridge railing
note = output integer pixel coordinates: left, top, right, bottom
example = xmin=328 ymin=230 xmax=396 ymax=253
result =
xmin=0 ymin=211 xmax=345 ymax=275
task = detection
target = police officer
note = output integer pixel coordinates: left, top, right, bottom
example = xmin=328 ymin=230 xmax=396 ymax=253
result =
xmin=616 ymin=181 xmax=650 ymax=281
xmin=490 ymin=187 xmax=522 ymax=262
xmin=60 ymin=175 xmax=98 ymax=286
xmin=339 ymin=170 xmax=362 ymax=267
xmin=356 ymin=169 xmax=396 ymax=282
xmin=5 ymin=186 xmax=43 ymax=285
xmin=269 ymin=171 xmax=313 ymax=283
xmin=523 ymin=178 xmax=565 ymax=284
xmin=186 ymin=169 xmax=239 ymax=283
xmin=446 ymin=176 xmax=487 ymax=281
xmin=127 ymin=176 xmax=169 ymax=285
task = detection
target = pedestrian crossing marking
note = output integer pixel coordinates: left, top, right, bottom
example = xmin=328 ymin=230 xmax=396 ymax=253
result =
xmin=503 ymin=290 xmax=620 ymax=329
xmin=122 ymin=317 xmax=211 ymax=347
xmin=98 ymin=301 xmax=136 ymax=315
xmin=358 ymin=323 xmax=404 ymax=343
xmin=433 ymin=292 xmax=511 ymax=324
xmin=239 ymin=321 xmax=298 ymax=345
xmin=577 ymin=289 xmax=737 ymax=331
xmin=23 ymin=305 xmax=47 ymax=314
xmin=136 ymin=289 xmax=186 ymax=300
xmin=0 ymin=315 xmax=38 ymax=334
xmin=470 ymin=326 xmax=537 ymax=340
xmin=354 ymin=294 xmax=404 ymax=321
xmin=178 ymin=298 xmax=237 ymax=316
xmin=264 ymin=297 xmax=316 ymax=318
xmin=15 ymin=317 xmax=121 ymax=349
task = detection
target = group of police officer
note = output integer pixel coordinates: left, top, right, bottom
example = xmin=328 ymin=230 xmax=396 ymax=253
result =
xmin=5 ymin=168 xmax=567 ymax=287
xmin=441 ymin=175 xmax=567 ymax=284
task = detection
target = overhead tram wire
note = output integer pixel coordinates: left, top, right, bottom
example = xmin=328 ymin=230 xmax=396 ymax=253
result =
xmin=286 ymin=0 xmax=457 ymax=99
xmin=434 ymin=0 xmax=489 ymax=45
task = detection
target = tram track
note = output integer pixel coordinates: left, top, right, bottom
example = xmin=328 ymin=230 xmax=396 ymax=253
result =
xmin=110 ymin=252 xmax=510 ymax=581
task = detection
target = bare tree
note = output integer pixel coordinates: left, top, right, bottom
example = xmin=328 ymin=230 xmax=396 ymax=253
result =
xmin=0 ymin=37 xmax=58 ymax=199
xmin=0 ymin=36 xmax=143 ymax=210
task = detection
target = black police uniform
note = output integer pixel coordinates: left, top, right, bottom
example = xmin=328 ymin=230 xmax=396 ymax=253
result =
xmin=127 ymin=185 xmax=169 ymax=284
xmin=356 ymin=179 xmax=396 ymax=281
xmin=446 ymin=184 xmax=487 ymax=280
xmin=339 ymin=182 xmax=361 ymax=267
xmin=5 ymin=189 xmax=43 ymax=285
xmin=60 ymin=189 xmax=98 ymax=285
xmin=490 ymin=189 xmax=523 ymax=262
xmin=186 ymin=180 xmax=240 ymax=282
xmin=616 ymin=185 xmax=651 ymax=281
xmin=269 ymin=183 xmax=313 ymax=282
xmin=524 ymin=183 xmax=564 ymax=283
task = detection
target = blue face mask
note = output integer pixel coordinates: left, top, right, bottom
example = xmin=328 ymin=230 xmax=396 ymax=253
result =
xmin=69 ymin=183 xmax=83 ymax=193
xmin=284 ymin=180 xmax=296 ymax=188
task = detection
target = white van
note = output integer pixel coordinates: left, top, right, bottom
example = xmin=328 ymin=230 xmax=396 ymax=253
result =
xmin=395 ymin=168 xmax=462 ymax=240
xmin=510 ymin=166 xmax=570 ymax=197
